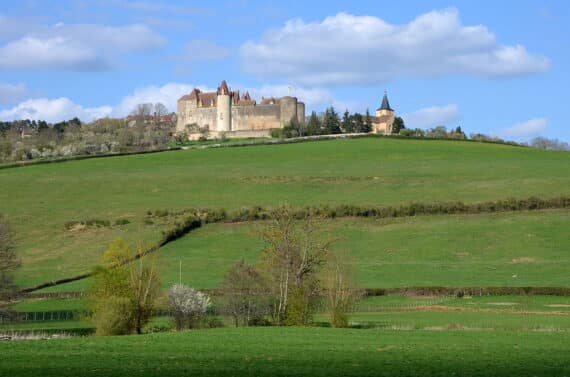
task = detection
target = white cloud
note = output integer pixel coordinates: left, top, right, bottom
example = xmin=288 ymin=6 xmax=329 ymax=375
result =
xmin=181 ymin=40 xmax=230 ymax=62
xmin=497 ymin=118 xmax=548 ymax=139
xmin=0 ymin=82 xmax=343 ymax=122
xmin=112 ymin=83 xmax=215 ymax=116
xmin=240 ymin=9 xmax=550 ymax=86
xmin=0 ymin=82 xmax=27 ymax=105
xmin=0 ymin=23 xmax=164 ymax=70
xmin=402 ymin=104 xmax=461 ymax=128
xmin=0 ymin=98 xmax=112 ymax=123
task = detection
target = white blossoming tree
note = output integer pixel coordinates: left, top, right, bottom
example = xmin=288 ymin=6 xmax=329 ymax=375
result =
xmin=168 ymin=284 xmax=211 ymax=330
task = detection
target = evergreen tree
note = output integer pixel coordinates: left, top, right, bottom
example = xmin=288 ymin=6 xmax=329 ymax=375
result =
xmin=324 ymin=107 xmax=341 ymax=135
xmin=363 ymin=109 xmax=373 ymax=133
xmin=305 ymin=111 xmax=322 ymax=136
xmin=341 ymin=110 xmax=352 ymax=133
xmin=352 ymin=113 xmax=364 ymax=133
xmin=392 ymin=116 xmax=405 ymax=134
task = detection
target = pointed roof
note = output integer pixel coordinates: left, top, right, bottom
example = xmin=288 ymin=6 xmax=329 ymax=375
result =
xmin=377 ymin=91 xmax=393 ymax=111
xmin=217 ymin=80 xmax=230 ymax=95
xmin=243 ymin=91 xmax=251 ymax=101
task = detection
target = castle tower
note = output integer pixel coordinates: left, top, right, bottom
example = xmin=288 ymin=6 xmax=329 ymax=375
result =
xmin=279 ymin=96 xmax=298 ymax=126
xmin=216 ymin=80 xmax=231 ymax=132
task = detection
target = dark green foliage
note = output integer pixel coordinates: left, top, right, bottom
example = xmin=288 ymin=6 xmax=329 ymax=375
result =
xmin=392 ymin=116 xmax=405 ymax=133
xmin=363 ymin=109 xmax=373 ymax=133
xmin=323 ymin=107 xmax=342 ymax=134
xmin=160 ymin=217 xmax=202 ymax=245
xmin=114 ymin=219 xmax=130 ymax=226
xmin=341 ymin=110 xmax=353 ymax=133
xmin=305 ymin=111 xmax=323 ymax=136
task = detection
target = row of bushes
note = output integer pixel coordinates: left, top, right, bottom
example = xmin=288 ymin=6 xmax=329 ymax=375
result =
xmin=161 ymin=196 xmax=570 ymax=226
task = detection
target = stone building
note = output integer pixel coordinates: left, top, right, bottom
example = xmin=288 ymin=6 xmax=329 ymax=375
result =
xmin=176 ymin=80 xmax=305 ymax=139
xmin=371 ymin=91 xmax=396 ymax=134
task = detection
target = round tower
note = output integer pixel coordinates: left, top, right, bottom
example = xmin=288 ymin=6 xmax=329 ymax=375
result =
xmin=216 ymin=80 xmax=231 ymax=132
xmin=279 ymin=96 xmax=298 ymax=126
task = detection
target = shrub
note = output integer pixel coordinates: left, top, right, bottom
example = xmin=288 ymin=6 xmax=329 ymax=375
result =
xmin=168 ymin=284 xmax=211 ymax=330
xmin=115 ymin=219 xmax=130 ymax=226
xmin=94 ymin=296 xmax=135 ymax=336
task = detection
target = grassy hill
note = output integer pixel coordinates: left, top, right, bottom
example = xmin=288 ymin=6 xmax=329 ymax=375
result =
xmin=0 ymin=138 xmax=569 ymax=289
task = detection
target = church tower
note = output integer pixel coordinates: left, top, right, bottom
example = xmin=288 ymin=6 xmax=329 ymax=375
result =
xmin=376 ymin=91 xmax=394 ymax=118
xmin=216 ymin=80 xmax=231 ymax=132
xmin=373 ymin=91 xmax=396 ymax=134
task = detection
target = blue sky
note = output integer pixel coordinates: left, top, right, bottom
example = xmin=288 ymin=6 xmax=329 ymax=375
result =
xmin=0 ymin=0 xmax=568 ymax=142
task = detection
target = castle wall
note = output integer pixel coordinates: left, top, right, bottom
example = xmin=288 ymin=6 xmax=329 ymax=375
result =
xmin=177 ymin=103 xmax=218 ymax=133
xmin=231 ymin=105 xmax=281 ymax=131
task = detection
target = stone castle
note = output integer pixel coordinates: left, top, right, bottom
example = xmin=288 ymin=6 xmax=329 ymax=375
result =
xmin=176 ymin=80 xmax=395 ymax=138
xmin=176 ymin=80 xmax=305 ymax=138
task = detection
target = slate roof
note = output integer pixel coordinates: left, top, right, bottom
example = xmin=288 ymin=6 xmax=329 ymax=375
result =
xmin=377 ymin=92 xmax=393 ymax=111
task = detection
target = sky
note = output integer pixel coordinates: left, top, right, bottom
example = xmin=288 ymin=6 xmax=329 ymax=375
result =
xmin=0 ymin=0 xmax=568 ymax=142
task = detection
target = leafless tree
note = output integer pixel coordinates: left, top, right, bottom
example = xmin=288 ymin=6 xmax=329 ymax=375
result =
xmin=260 ymin=207 xmax=330 ymax=325
xmin=322 ymin=251 xmax=363 ymax=327
xmin=131 ymin=103 xmax=153 ymax=118
xmin=153 ymin=103 xmax=169 ymax=117
xmin=219 ymin=260 xmax=269 ymax=327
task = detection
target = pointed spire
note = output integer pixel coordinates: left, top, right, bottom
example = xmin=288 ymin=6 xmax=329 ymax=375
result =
xmin=378 ymin=90 xmax=393 ymax=111
xmin=217 ymin=80 xmax=230 ymax=95
xmin=243 ymin=91 xmax=251 ymax=100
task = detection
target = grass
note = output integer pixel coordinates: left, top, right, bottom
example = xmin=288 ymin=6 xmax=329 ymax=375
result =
xmin=9 ymin=298 xmax=86 ymax=312
xmin=1 ymin=138 xmax=569 ymax=288
xmin=335 ymin=311 xmax=570 ymax=331
xmin=35 ymin=209 xmax=570 ymax=293
xmin=0 ymin=327 xmax=569 ymax=376
xmin=358 ymin=295 xmax=570 ymax=312
xmin=143 ymin=210 xmax=570 ymax=290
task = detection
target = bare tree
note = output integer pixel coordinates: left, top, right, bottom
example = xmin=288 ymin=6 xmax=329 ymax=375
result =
xmin=260 ymin=207 xmax=330 ymax=325
xmin=530 ymin=137 xmax=569 ymax=151
xmin=131 ymin=103 xmax=153 ymax=118
xmin=153 ymin=103 xmax=169 ymax=117
xmin=322 ymin=251 xmax=363 ymax=327
xmin=219 ymin=260 xmax=269 ymax=327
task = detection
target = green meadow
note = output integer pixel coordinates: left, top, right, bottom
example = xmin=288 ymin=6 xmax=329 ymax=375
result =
xmin=1 ymin=138 xmax=570 ymax=376
xmin=0 ymin=138 xmax=569 ymax=289
xmin=1 ymin=328 xmax=569 ymax=377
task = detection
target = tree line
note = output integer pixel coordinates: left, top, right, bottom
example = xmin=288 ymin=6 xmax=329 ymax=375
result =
xmin=0 ymin=103 xmax=175 ymax=163
xmin=1 ymin=103 xmax=568 ymax=164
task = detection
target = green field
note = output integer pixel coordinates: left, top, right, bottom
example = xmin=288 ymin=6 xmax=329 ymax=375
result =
xmin=1 ymin=138 xmax=569 ymax=288
xmin=29 ymin=209 xmax=570 ymax=292
xmin=1 ymin=327 xmax=569 ymax=376
xmin=2 ymin=138 xmax=570 ymax=376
